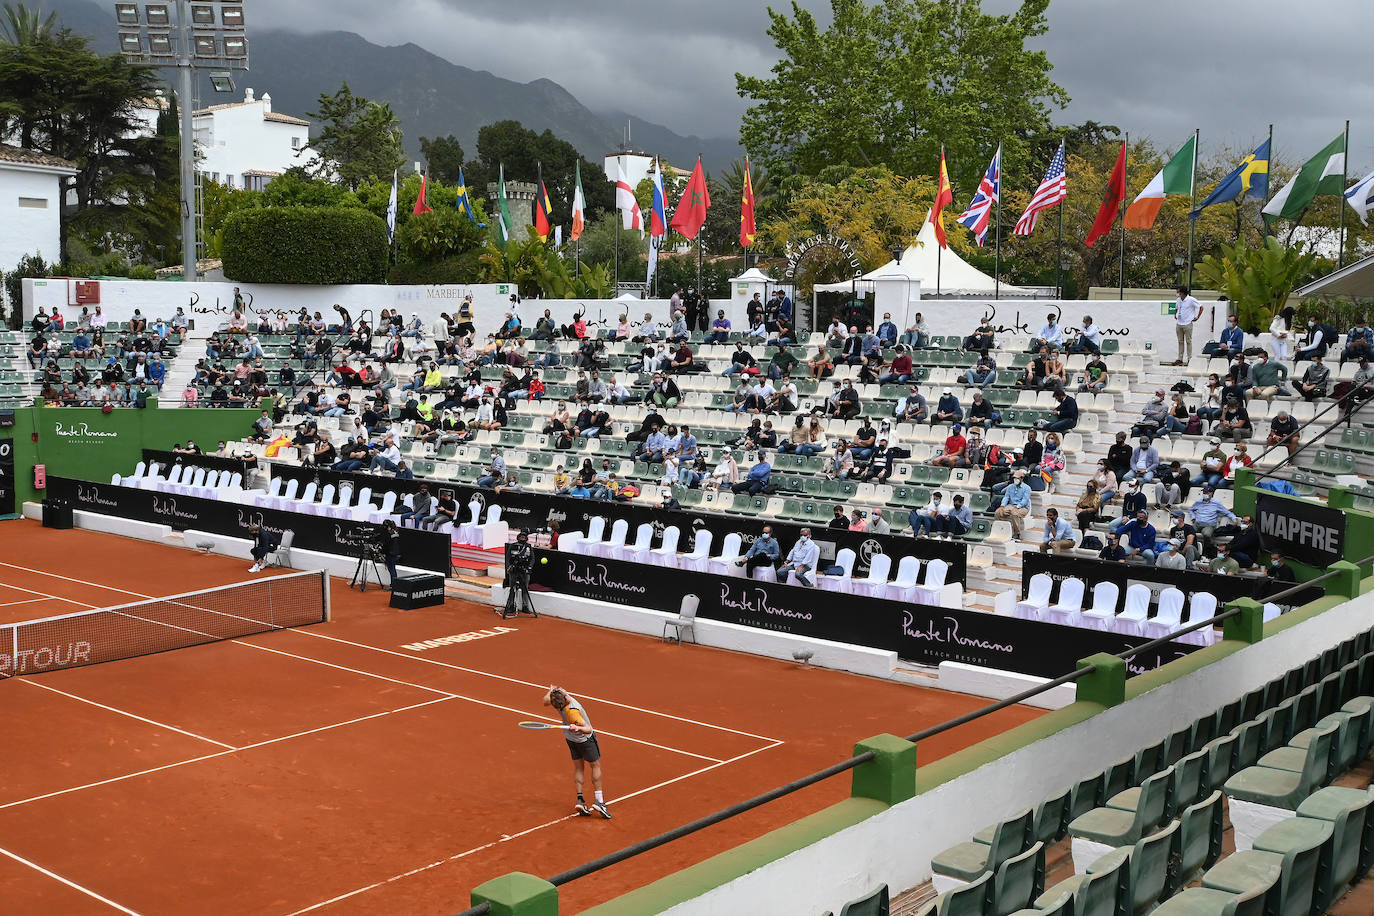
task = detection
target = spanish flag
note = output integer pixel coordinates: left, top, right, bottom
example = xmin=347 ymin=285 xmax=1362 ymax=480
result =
xmin=928 ymin=148 xmax=954 ymax=249
xmin=264 ymin=435 xmax=291 ymax=458
xmin=534 ymin=164 xmax=553 ymax=241
xmin=739 ymin=157 xmax=757 ymax=248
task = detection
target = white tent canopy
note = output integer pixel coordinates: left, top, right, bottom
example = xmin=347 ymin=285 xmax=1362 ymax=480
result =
xmin=729 ymin=267 xmax=776 ymax=284
xmin=815 ymin=218 xmax=1033 ymax=297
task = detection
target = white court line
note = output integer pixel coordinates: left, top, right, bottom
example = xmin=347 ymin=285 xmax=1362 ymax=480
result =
xmin=0 ymin=844 xmax=142 ymax=915
xmin=0 ymin=560 xmax=771 ymax=754
xmin=0 ymin=696 xmax=458 ymax=811
xmin=0 ymin=562 xmax=158 ymax=598
xmin=0 ymin=582 xmax=98 ymax=608
xmin=18 ymin=679 xmax=236 ymax=750
xmin=0 ymin=597 xmax=49 ymax=609
xmin=284 ymin=738 xmax=787 ymax=916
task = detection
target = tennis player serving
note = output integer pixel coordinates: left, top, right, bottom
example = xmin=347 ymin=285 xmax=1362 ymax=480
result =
xmin=543 ymin=686 xmax=610 ymax=818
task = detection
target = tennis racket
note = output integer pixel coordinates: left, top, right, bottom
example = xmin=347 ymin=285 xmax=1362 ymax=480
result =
xmin=518 ymin=721 xmax=573 ymax=730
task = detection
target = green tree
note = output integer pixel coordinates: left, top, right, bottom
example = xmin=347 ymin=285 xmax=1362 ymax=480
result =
xmin=302 ymin=83 xmax=405 ymax=191
xmin=419 ymin=134 xmax=465 ymax=184
xmin=1194 ymin=237 xmax=1320 ymax=333
xmin=464 ymin=119 xmax=614 ymax=225
xmin=736 ymin=0 xmax=1066 ymax=190
xmin=0 ymin=2 xmax=56 ymax=46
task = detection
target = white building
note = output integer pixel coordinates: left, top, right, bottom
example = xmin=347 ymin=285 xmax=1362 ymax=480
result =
xmin=0 ymin=145 xmax=78 ymax=274
xmin=193 ymin=87 xmax=316 ymax=190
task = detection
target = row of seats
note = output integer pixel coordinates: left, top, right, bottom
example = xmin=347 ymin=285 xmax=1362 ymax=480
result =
xmin=1002 ymin=579 xmax=1220 ymax=646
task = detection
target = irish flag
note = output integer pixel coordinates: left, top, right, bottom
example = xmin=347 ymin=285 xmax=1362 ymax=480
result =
xmin=1123 ymin=135 xmax=1195 ymax=230
xmin=570 ymin=161 xmax=586 ymax=241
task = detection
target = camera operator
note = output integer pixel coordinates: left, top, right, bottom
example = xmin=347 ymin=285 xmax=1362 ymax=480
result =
xmin=502 ymin=527 xmax=536 ymax=618
xmin=380 ymin=519 xmax=401 ymax=588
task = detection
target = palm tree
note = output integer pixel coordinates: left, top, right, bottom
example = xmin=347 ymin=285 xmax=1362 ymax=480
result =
xmin=0 ymin=2 xmax=58 ymax=46
xmin=721 ymin=157 xmax=774 ymax=213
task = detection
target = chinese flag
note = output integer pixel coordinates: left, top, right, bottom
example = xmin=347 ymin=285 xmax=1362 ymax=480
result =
xmin=670 ymin=157 xmax=711 ymax=240
xmin=739 ymin=157 xmax=756 ymax=248
xmin=928 ymin=148 xmax=954 ymax=248
xmin=1086 ymin=141 xmax=1127 ymax=248
xmin=412 ymin=173 xmax=432 ymax=215
xmin=534 ymin=165 xmax=553 ymax=241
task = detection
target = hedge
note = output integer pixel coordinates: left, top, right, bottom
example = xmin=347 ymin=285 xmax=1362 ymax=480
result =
xmin=221 ymin=206 xmax=389 ymax=285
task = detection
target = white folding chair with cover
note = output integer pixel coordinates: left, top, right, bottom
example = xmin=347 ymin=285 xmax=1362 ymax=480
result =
xmin=910 ymin=558 xmax=949 ymax=606
xmin=593 ymin=519 xmax=629 ymax=559
xmin=1014 ymin=574 xmax=1053 ymax=620
xmin=852 ymin=554 xmax=893 ymax=598
xmin=1080 ymin=581 xmax=1120 ymax=631
xmin=648 ymin=526 xmax=682 ymax=566
xmin=456 ymin=500 xmax=484 ymax=543
xmin=707 ymin=532 xmax=744 ymax=576
xmin=681 ymin=530 xmax=714 ymax=573
xmin=1178 ymin=592 xmax=1220 ymax=645
xmin=1143 ymin=587 xmax=1186 ymax=640
xmin=885 ymin=556 xmax=921 ymax=603
xmin=616 ymin=523 xmax=655 ymax=564
xmin=1041 ymin=577 xmax=1086 ymax=626
xmin=1112 ymin=583 xmax=1153 ymax=636
xmin=818 ymin=548 xmax=857 ymax=593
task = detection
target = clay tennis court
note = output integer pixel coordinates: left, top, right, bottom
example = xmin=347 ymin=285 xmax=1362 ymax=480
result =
xmin=0 ymin=521 xmax=1042 ymax=915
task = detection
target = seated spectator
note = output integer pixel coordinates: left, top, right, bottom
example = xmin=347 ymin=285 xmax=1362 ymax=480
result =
xmin=1295 ymin=317 xmax=1335 ymax=362
xmin=705 ymin=310 xmax=732 ymax=345
xmin=1079 ymin=354 xmax=1110 ymax=393
xmin=963 ymin=321 xmax=995 ymax=352
xmin=1090 ymin=458 xmax=1118 ymax=505
xmin=1206 ymin=312 xmax=1244 ymax=359
xmin=1155 ymin=460 xmax=1192 ymax=508
xmin=1041 ymin=388 xmax=1078 ymax=432
xmin=826 ymin=440 xmax=855 ymax=479
xmin=665 ymin=310 xmax=689 ymax=345
xmin=850 ymin=419 xmax=878 ymax=460
xmin=992 ymin=470 xmax=1032 ymax=537
xmin=1294 ymin=354 xmax=1329 ymax=401
xmin=827 ymin=504 xmax=850 ymax=529
xmin=881 ymin=346 xmax=914 ymax=384
xmin=649 ymin=374 xmax=682 ymax=408
xmin=834 ymin=381 xmax=862 ymax=420
xmin=1266 ymin=409 xmax=1299 ymax=456
xmin=808 ymin=345 xmax=835 ymax=379
xmin=1192 ymin=438 xmax=1227 ymax=489
xmin=1216 ymin=397 xmax=1251 ymax=441
xmin=1031 ymin=313 xmax=1064 ymax=352
xmin=1165 ymin=510 xmax=1200 ymax=568
xmin=1039 ymin=508 xmax=1076 ymax=555
xmin=909 ymin=491 xmax=949 ymax=537
xmin=1042 ymin=349 xmax=1068 ymax=390
xmin=1340 ymin=317 xmax=1374 ymax=365
xmin=1206 ymin=541 xmax=1240 ymax=575
xmin=1022 ymin=347 xmax=1051 ymax=389
xmin=1248 ymin=351 xmax=1289 ymax=401
xmin=877 ymin=312 xmax=898 ymax=347
xmin=894 ymin=387 xmax=928 ymax=424
xmin=780 ymin=416 xmax=825 ymax=456
xmin=721 ymin=342 xmax=757 ymax=377
xmin=1107 ymin=479 xmax=1147 ymax=533
xmin=1221 ymin=442 xmax=1253 ymax=488
xmin=1265 ymin=550 xmax=1296 ymax=583
xmin=1189 ymin=486 xmax=1236 ymax=540
xmin=1155 ymin=539 xmax=1187 ymax=570
xmin=776 ymin=528 xmax=821 ymax=586
xmin=1067 ymin=315 xmax=1103 ymax=355
xmin=965 ymin=350 xmax=997 ymax=387
xmin=736 ymin=526 xmax=780 ymax=576
xmin=731 ymin=453 xmax=772 ymax=495
xmin=930 ymin=387 xmax=962 ymax=426
xmin=1074 ymin=482 xmax=1102 ymax=534
xmin=1116 ymin=509 xmax=1158 ymax=563
xmin=929 ymin=424 xmax=967 ymax=468
xmin=706 ymin=450 xmax=739 ymax=490
xmin=1122 ymin=436 xmax=1161 ymax=484
xmin=1227 ymin=514 xmax=1261 ymax=568
xmin=1098 ymin=532 xmax=1127 ymax=562
xmin=900 ymin=312 xmax=929 ymax=349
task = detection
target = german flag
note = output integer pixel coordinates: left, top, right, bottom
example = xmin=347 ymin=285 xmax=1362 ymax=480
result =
xmin=534 ymin=164 xmax=553 ymax=241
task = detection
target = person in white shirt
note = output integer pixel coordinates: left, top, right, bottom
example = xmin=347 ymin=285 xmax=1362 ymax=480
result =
xmin=171 ymin=307 xmax=188 ymax=331
xmin=1034 ymin=313 xmax=1064 ymax=350
xmin=707 ymin=451 xmax=738 ymax=490
xmin=91 ymin=306 xmax=107 ymax=330
xmin=909 ymin=491 xmax=949 ymax=537
xmin=1071 ymin=315 xmax=1103 ymax=355
xmin=777 ymin=528 xmax=821 ymax=586
xmin=772 ymin=378 xmax=798 ymax=414
xmin=1172 ymin=285 xmax=1203 ymax=365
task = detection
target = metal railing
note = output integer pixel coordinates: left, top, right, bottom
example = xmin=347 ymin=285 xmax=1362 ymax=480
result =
xmin=454 ymin=555 xmax=1372 ymax=916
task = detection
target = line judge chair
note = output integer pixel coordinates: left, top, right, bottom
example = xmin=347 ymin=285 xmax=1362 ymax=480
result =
xmin=663 ymin=594 xmax=699 ymax=645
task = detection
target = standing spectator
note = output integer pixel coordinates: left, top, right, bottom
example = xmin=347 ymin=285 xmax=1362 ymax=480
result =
xmin=1170 ymin=285 xmax=1203 ymax=366
xmin=1269 ymin=306 xmax=1295 ymax=360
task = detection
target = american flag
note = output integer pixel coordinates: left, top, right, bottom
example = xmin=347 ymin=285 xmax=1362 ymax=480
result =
xmin=956 ymin=146 xmax=1001 ymax=246
xmin=1014 ymin=141 xmax=1067 ymax=236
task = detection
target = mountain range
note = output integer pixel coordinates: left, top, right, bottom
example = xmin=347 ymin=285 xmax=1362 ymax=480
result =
xmin=42 ymin=0 xmax=743 ymax=172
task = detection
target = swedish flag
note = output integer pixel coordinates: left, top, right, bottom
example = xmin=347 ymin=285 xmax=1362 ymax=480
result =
xmin=455 ymin=167 xmax=478 ymax=223
xmin=1190 ymin=138 xmax=1270 ymax=219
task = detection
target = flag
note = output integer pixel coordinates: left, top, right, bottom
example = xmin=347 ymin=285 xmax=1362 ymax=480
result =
xmin=647 ymin=234 xmax=661 ymax=287
xmin=570 ymin=161 xmax=586 ymax=241
xmin=956 ymin=146 xmax=1000 ymax=246
xmin=264 ymin=434 xmax=292 ymax=458
xmin=649 ymin=159 xmax=669 ymax=237
xmin=1264 ymin=133 xmax=1347 ymax=222
xmin=1085 ymin=141 xmax=1127 ymax=248
xmin=412 ymin=172 xmax=432 ymax=215
xmin=496 ymin=163 xmax=515 ymax=249
xmin=740 ymin=157 xmax=757 ymax=248
xmin=534 ymin=164 xmax=553 ymax=241
xmin=928 ymin=148 xmax=954 ymax=248
xmin=614 ymin=157 xmax=641 ymax=231
xmin=555 ymin=226 xmax=563 ymax=247
xmin=670 ymin=157 xmax=711 ymax=239
xmin=1123 ymin=135 xmax=1196 ymax=229
xmin=1189 ymin=139 xmax=1270 ymax=219
xmin=454 ymin=166 xmax=480 ymax=224
xmin=1346 ymin=168 xmax=1374 ymax=227
xmin=1013 ymin=141 xmax=1067 ymax=236
xmin=385 ymin=169 xmax=398 ymax=242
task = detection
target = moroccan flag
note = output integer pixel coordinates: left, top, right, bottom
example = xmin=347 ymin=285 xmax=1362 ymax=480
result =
xmin=1085 ymin=141 xmax=1127 ymax=248
xmin=670 ymin=157 xmax=711 ymax=240
xmin=928 ymin=148 xmax=954 ymax=248
xmin=412 ymin=173 xmax=432 ymax=215
xmin=534 ymin=165 xmax=553 ymax=241
xmin=1264 ymin=133 xmax=1347 ymax=223
xmin=570 ymin=161 xmax=586 ymax=241
xmin=740 ymin=157 xmax=757 ymax=248
xmin=1123 ymin=135 xmax=1195 ymax=229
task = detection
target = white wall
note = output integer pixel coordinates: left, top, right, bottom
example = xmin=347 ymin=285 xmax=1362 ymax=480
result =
xmin=0 ymin=165 xmax=68 ymax=274
xmin=654 ymin=589 xmax=1374 ymax=916
xmin=22 ymin=278 xmax=730 ymax=343
xmin=195 ymin=90 xmax=316 ymax=188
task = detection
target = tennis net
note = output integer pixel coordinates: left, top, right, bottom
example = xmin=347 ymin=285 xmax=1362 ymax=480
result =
xmin=0 ymin=570 xmax=330 ymax=679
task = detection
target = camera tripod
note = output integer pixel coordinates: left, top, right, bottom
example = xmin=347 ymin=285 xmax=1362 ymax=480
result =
xmin=500 ymin=567 xmax=537 ymax=620
xmin=351 ymin=548 xmax=386 ymax=592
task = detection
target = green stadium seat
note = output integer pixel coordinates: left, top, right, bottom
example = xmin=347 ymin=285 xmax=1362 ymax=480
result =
xmin=1296 ymin=785 xmax=1373 ymax=897
xmin=1035 ymin=850 xmax=1127 ymax=916
xmin=1224 ymin=723 xmax=1336 ymax=812
xmin=1150 ymin=883 xmax=1271 ymax=916
xmin=932 ymin=809 xmax=1032 ymax=883
xmin=838 ymin=884 xmax=889 ymax=916
xmin=913 ymin=871 xmax=990 ymax=916
xmin=1175 ymin=791 xmax=1225 ymax=892
xmin=1204 ymin=817 xmax=1333 ymax=916
xmin=1068 ymin=769 xmax=1169 ymax=847
xmin=992 ymin=841 xmax=1045 ymax=916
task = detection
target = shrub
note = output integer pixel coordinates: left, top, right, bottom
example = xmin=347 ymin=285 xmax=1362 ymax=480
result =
xmin=222 ymin=207 xmax=388 ymax=285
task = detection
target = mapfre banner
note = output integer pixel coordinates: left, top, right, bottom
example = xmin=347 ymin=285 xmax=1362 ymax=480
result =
xmin=1256 ymin=493 xmax=1346 ymax=569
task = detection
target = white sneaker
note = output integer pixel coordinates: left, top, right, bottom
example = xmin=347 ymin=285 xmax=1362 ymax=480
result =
xmin=249 ymin=564 xmax=260 ymax=572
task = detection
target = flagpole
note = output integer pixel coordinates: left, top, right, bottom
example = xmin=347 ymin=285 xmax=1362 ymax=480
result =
xmin=1119 ymin=133 xmax=1128 ymax=301
xmin=1263 ymin=123 xmax=1273 ymax=240
xmin=614 ymin=217 xmax=620 ymax=293
xmin=994 ymin=143 xmax=1001 ymax=301
xmin=1338 ymin=119 xmax=1350 ymax=267
xmin=1187 ymin=127 xmax=1199 ymax=288
xmin=1055 ymin=200 xmax=1064 ymax=300
xmin=696 ymin=151 xmax=704 ymax=293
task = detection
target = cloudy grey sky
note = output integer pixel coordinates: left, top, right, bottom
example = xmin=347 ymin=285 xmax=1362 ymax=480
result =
xmin=257 ymin=0 xmax=1371 ymax=170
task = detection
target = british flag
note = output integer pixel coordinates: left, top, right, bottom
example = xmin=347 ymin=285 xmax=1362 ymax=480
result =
xmin=1014 ymin=141 xmax=1068 ymax=236
xmin=956 ymin=146 xmax=1001 ymax=246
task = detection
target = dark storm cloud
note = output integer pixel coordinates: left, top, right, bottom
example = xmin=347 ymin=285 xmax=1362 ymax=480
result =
xmin=256 ymin=0 xmax=1369 ymax=167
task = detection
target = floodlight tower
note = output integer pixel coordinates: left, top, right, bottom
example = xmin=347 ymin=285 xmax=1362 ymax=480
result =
xmin=115 ymin=1 xmax=249 ymax=282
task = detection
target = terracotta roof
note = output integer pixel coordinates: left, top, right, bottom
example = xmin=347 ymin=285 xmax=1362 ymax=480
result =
xmin=243 ymin=169 xmax=281 ymax=177
xmin=0 ymin=144 xmax=78 ymax=171
xmin=264 ymin=112 xmax=310 ymax=127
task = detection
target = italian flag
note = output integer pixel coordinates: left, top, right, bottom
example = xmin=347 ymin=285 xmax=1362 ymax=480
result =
xmin=1123 ymin=135 xmax=1196 ymax=230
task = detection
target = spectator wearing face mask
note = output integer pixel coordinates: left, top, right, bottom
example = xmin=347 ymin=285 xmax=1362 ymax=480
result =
xmin=777 ymin=528 xmax=821 ymax=586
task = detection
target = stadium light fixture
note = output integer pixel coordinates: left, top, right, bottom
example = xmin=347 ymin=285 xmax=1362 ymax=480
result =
xmin=143 ymin=3 xmax=170 ymax=27
xmin=209 ymin=71 xmax=235 ymax=93
xmin=114 ymin=3 xmax=140 ymax=25
xmin=192 ymin=33 xmax=218 ymax=58
xmin=148 ymin=32 xmax=174 ymax=56
xmin=190 ymin=4 xmax=215 ymax=25
xmin=118 ymin=31 xmax=144 ymax=54
xmin=222 ymin=34 xmax=246 ymax=58
xmin=220 ymin=4 xmax=243 ymax=28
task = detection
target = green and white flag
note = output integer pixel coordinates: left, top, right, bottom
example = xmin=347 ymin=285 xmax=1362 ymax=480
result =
xmin=496 ymin=163 xmax=515 ymax=249
xmin=1263 ymin=133 xmax=1346 ymax=222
